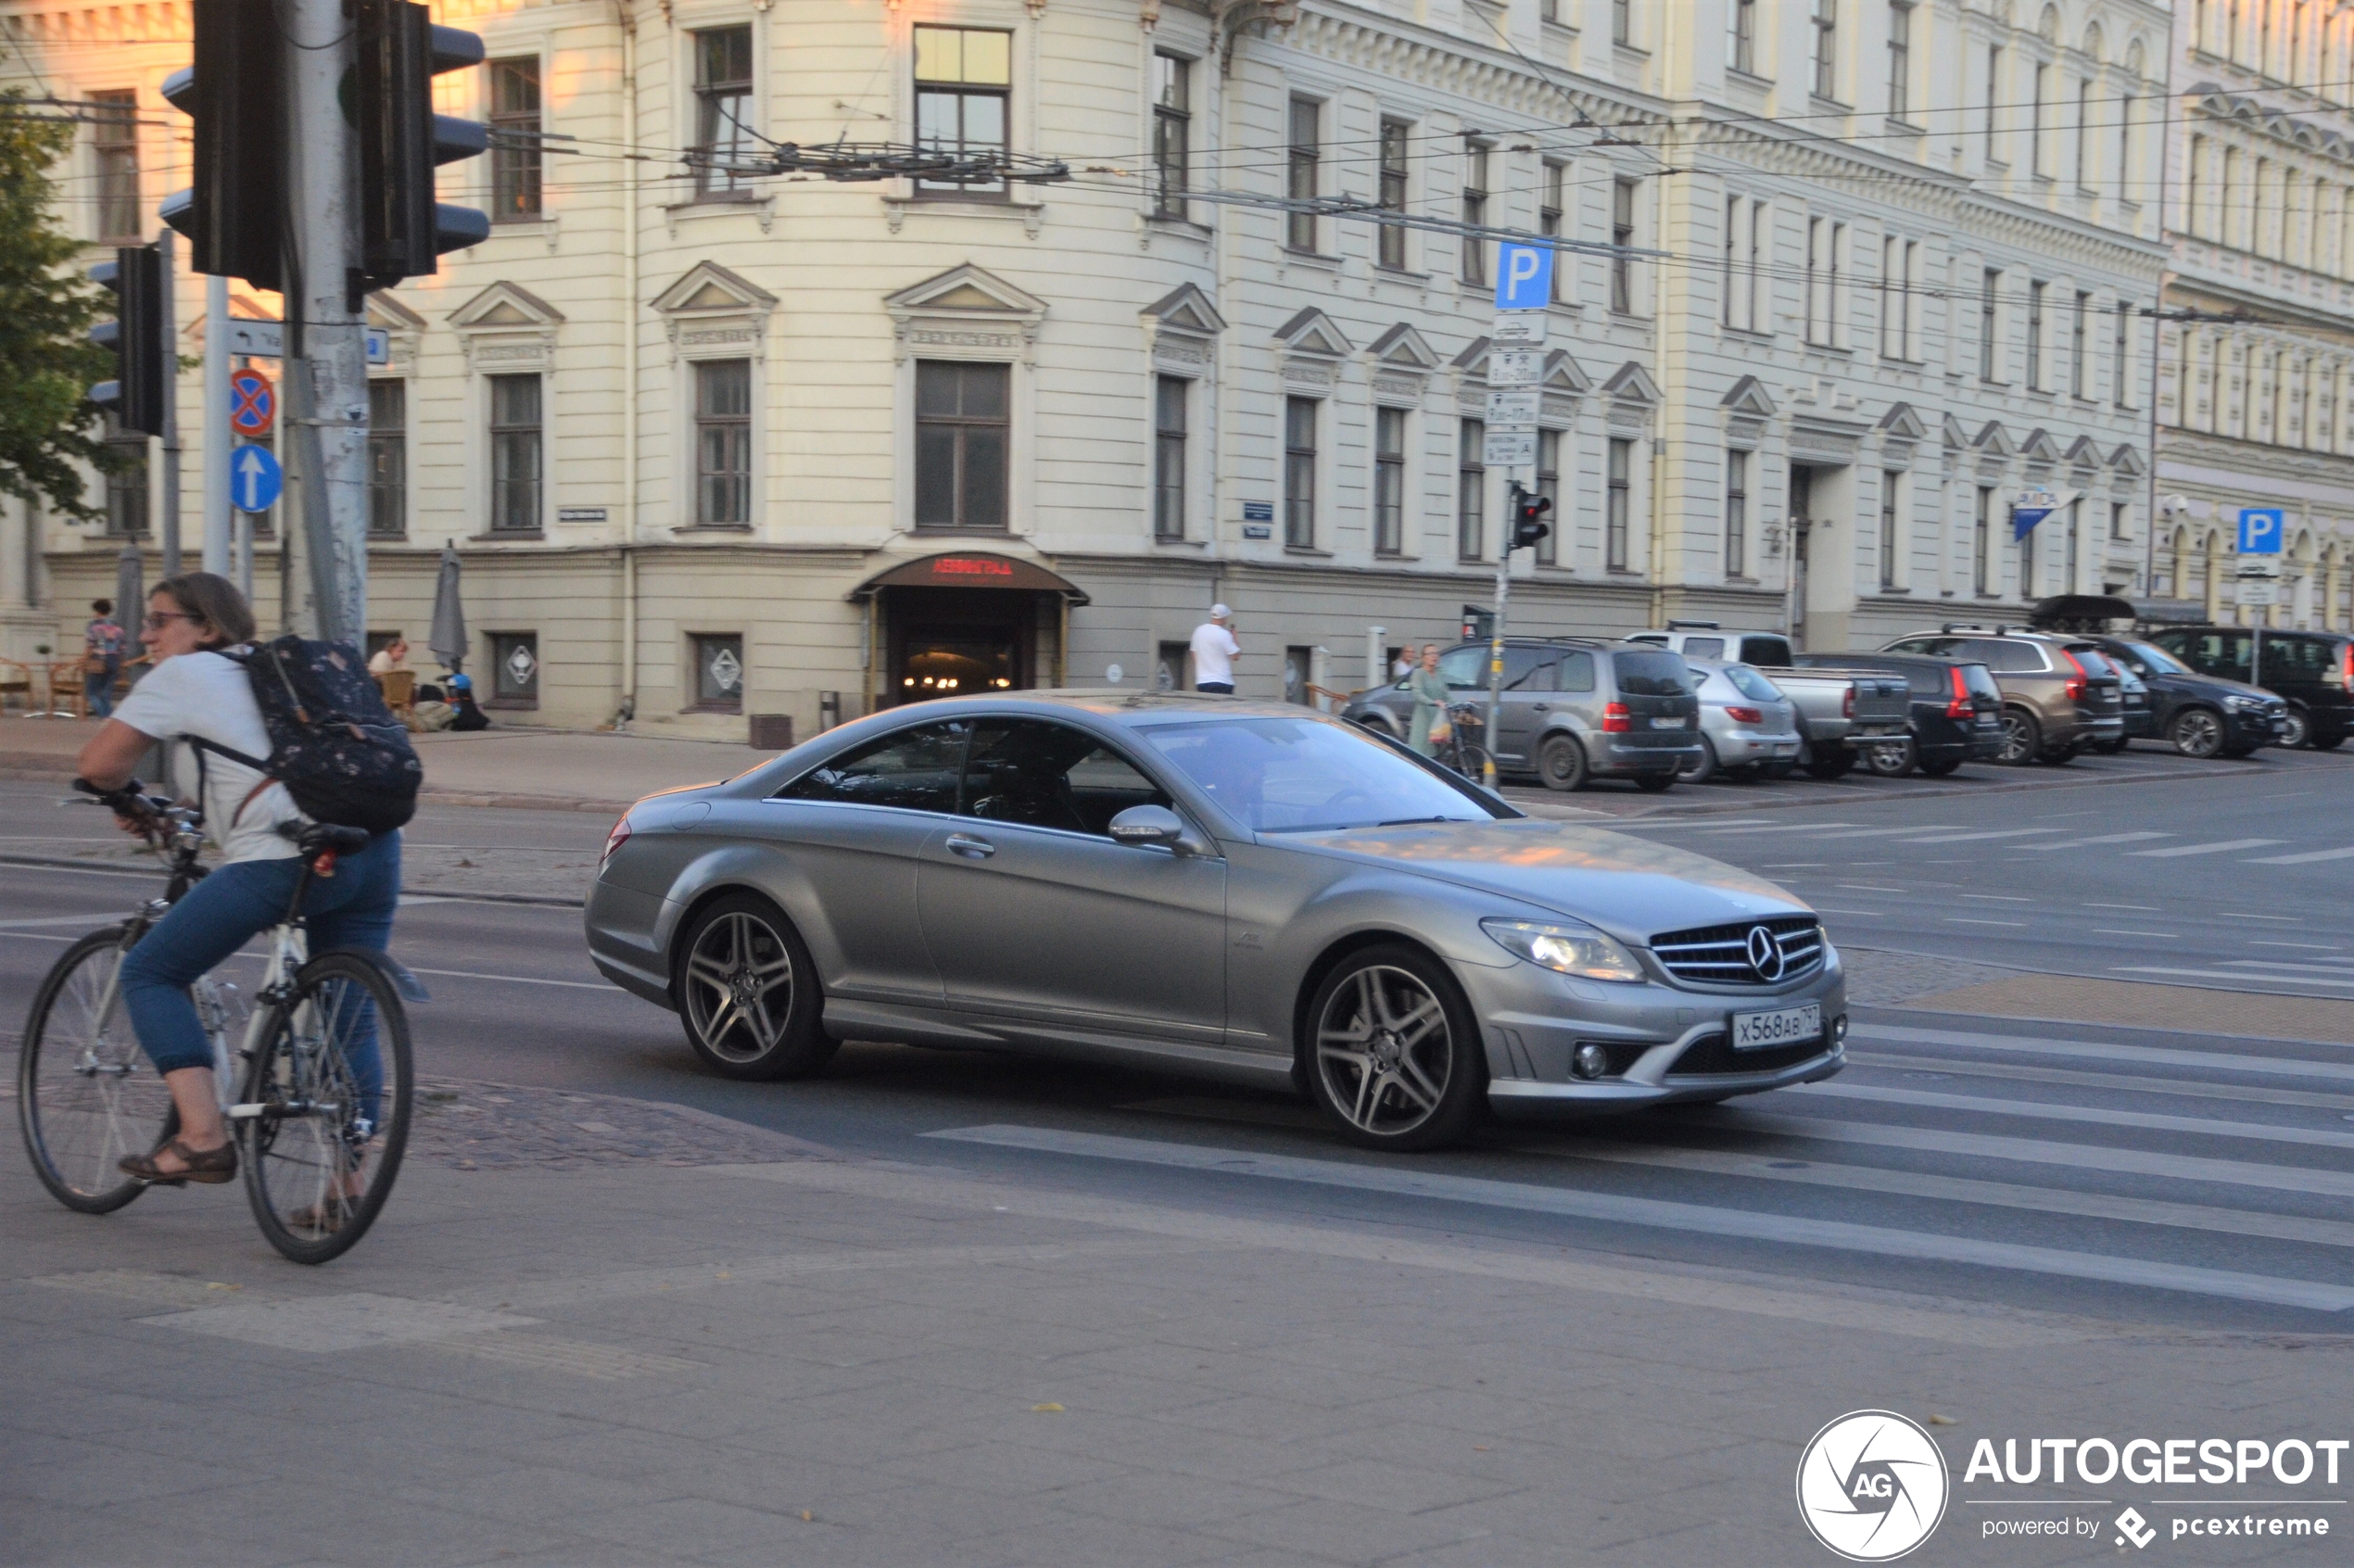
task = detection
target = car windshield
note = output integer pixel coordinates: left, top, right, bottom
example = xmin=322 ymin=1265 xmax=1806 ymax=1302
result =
xmin=2117 ymin=639 xmax=2190 ymax=677
xmin=1724 ymin=664 xmax=1784 ymax=702
xmin=1140 ymin=717 xmax=1498 ymax=834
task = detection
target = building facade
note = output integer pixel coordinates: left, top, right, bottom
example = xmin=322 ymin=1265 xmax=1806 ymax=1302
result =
xmin=5 ymin=0 xmax=2168 ymax=736
xmin=2156 ymin=0 xmax=2354 ymax=630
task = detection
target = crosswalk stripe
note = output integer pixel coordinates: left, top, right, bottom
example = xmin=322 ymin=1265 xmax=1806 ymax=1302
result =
xmin=1847 ymin=1051 xmax=2354 ymax=1114
xmin=1851 ymin=1024 xmax=2354 ymax=1081
xmin=2223 ymin=959 xmax=2354 ymax=974
xmin=1792 ymin=826 xmax=1967 ymax=841
xmin=926 ymin=1124 xmax=2354 ymax=1311
xmin=2111 ymin=966 xmax=2354 ymax=990
xmin=2130 ymin=838 xmax=2287 ymax=857
xmin=1892 ymin=828 xmax=2069 ymax=844
xmin=2010 ymin=830 xmax=2170 ymax=850
xmin=1512 ymin=1141 xmax=2354 ymax=1251
xmin=2245 ymin=845 xmax=2354 ymax=865
xmin=1791 ymin=1081 xmax=2354 ymax=1151
xmin=1688 ymin=821 xmax=1863 ymax=835
xmin=1697 ymin=1109 xmax=2354 ymax=1199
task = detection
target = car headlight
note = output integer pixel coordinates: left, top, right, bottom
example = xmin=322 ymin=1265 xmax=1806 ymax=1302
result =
xmin=2223 ymin=694 xmax=2261 ymax=712
xmin=1481 ymin=917 xmax=1644 ymax=982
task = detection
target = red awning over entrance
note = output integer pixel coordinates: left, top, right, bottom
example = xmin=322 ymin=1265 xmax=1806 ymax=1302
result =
xmin=849 ymin=550 xmax=1088 ymax=602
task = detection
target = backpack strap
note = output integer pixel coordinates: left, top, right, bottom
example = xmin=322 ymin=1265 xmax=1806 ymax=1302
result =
xmin=184 ymin=735 xmax=271 ymax=773
xmin=184 ymin=735 xmax=286 ymax=828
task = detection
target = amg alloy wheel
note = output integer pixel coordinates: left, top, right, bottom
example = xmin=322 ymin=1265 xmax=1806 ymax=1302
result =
xmin=676 ymin=895 xmax=836 ymax=1081
xmin=1304 ymin=946 xmax=1485 ymax=1151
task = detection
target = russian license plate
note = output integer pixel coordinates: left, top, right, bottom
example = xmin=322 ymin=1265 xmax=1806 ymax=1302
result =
xmin=1650 ymin=715 xmax=1689 ymax=728
xmin=1731 ymin=1003 xmax=1822 ymax=1051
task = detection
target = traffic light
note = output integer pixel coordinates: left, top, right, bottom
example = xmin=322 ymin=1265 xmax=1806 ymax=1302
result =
xmin=1509 ymin=486 xmax=1552 ymax=553
xmin=158 ymin=0 xmax=285 ymax=292
xmin=89 ymin=246 xmax=169 ymax=436
xmin=355 ymin=0 xmax=490 ymax=288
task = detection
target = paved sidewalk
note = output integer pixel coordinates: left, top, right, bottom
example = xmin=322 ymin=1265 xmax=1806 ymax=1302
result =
xmin=4 ymin=1073 xmax=2345 ymax=1568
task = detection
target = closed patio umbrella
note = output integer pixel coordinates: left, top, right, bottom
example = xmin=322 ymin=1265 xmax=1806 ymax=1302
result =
xmin=115 ymin=541 xmax=144 ymax=635
xmin=427 ymin=541 xmax=467 ymax=670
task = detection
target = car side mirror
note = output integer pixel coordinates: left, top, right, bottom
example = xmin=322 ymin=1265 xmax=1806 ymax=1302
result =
xmin=1109 ymin=803 xmax=1186 ymax=849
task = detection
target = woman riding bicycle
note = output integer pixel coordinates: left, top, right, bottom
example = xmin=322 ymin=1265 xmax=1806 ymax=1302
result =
xmin=72 ymin=574 xmax=401 ymax=1190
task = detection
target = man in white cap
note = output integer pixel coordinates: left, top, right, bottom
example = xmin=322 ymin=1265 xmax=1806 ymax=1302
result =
xmin=1189 ymin=604 xmax=1241 ymax=694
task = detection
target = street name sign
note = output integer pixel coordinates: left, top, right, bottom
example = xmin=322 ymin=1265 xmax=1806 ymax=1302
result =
xmin=1494 ymin=243 xmax=1553 ymax=311
xmin=218 ymin=320 xmax=387 ymax=364
xmin=231 ymin=443 xmax=283 ymax=513
xmin=2238 ymin=507 xmax=2284 ymax=555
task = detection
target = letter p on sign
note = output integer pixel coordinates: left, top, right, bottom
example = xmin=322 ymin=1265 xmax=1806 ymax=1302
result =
xmin=1496 ymin=243 xmax=1552 ymax=310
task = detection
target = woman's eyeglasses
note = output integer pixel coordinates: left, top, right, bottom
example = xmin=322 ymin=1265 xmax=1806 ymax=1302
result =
xmin=143 ymin=611 xmax=201 ymax=631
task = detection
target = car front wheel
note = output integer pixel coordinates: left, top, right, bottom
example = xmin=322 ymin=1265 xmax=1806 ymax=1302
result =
xmin=2169 ymin=707 xmax=2224 ymax=759
xmin=1303 ymin=946 xmax=1486 ymax=1152
xmin=674 ymin=894 xmax=837 ymax=1081
xmin=2282 ymin=706 xmax=2313 ymax=749
xmin=1677 ymin=734 xmax=1720 ymax=784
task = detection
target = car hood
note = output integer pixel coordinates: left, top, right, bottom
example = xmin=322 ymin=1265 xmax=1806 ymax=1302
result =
xmin=2161 ymin=671 xmax=2278 ymax=703
xmin=1274 ymin=818 xmax=1809 ymax=943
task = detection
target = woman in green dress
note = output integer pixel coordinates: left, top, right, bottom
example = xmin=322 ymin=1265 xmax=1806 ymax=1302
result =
xmin=1406 ymin=644 xmax=1450 ymax=756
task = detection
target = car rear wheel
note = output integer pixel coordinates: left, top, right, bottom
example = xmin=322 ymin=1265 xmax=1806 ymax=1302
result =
xmin=2282 ymin=706 xmax=2313 ymax=749
xmin=1303 ymin=946 xmax=1486 ymax=1152
xmin=1860 ymin=738 xmax=1916 ymax=777
xmin=1537 ymin=733 xmax=1588 ymax=792
xmin=1801 ymin=745 xmax=1855 ymax=780
xmin=2169 ymin=707 xmax=2225 ymax=759
xmin=1917 ymin=757 xmax=1964 ymax=778
xmin=2315 ymin=732 xmax=2345 ymax=751
xmin=674 ymin=894 xmax=836 ymax=1081
xmin=1995 ymin=708 xmax=2041 ymax=765
xmin=1677 ymin=735 xmax=1720 ymax=784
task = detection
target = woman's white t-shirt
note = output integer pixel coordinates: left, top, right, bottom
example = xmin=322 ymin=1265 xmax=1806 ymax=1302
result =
xmin=112 ymin=649 xmax=304 ymax=863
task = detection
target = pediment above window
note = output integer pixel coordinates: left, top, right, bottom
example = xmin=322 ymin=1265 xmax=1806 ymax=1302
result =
xmin=1973 ymin=420 xmax=2017 ymax=458
xmin=1272 ymin=307 xmax=1352 ymax=360
xmin=1142 ymin=282 xmax=1227 ymax=337
xmin=1365 ymin=322 xmax=1440 ymax=373
xmin=1877 ymin=400 xmax=1928 ymax=440
xmin=2109 ymin=443 xmax=2146 ymax=477
xmin=2019 ymin=426 xmax=2062 ymax=464
xmin=653 ymin=261 xmax=778 ymax=358
xmin=1603 ymin=360 xmax=1662 ymax=405
xmin=885 ymin=263 xmax=1046 ymax=363
xmin=1141 ymin=283 xmax=1224 ymax=373
xmin=1722 ymin=374 xmax=1777 ymax=420
xmin=449 ymin=281 xmax=563 ymax=371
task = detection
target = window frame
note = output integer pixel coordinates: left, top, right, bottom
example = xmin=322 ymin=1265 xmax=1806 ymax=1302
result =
xmin=1979 ymin=267 xmax=2003 ymax=383
xmin=2026 ymin=280 xmax=2047 ymax=392
xmin=487 ymin=373 xmax=544 ymax=535
xmin=1879 ymin=469 xmax=1903 ymax=590
xmin=1973 ymin=486 xmax=1993 ymax=595
xmin=914 ymin=359 xmax=1012 ymax=532
xmin=1154 ymin=373 xmax=1188 ymax=543
xmin=2069 ymin=290 xmax=2092 ymax=399
xmin=1606 ymin=437 xmax=1632 ymax=572
xmin=1725 ymin=447 xmax=1749 ymax=578
xmin=1540 ymin=161 xmax=1566 ymax=301
xmin=1811 ymin=0 xmax=1840 ymax=101
xmin=90 ymin=88 xmax=141 ymax=242
xmin=367 ymin=379 xmax=407 ymax=539
xmin=1286 ymin=96 xmax=1321 ymax=253
xmin=1374 ymin=405 xmax=1407 ymax=556
xmin=1887 ymin=2 xmax=1913 ymax=120
xmin=691 ymin=25 xmax=757 ymax=198
xmin=1457 ymin=418 xmax=1486 ymax=563
xmin=690 ymin=632 xmax=747 ymax=714
xmin=1729 ymin=0 xmax=1758 ymax=76
xmin=487 ymin=630 xmax=541 ymax=709
xmin=694 ymin=358 xmax=753 ymax=527
xmin=488 ymin=56 xmax=544 ymax=221
xmin=1535 ymin=428 xmax=1562 ymax=567
xmin=1152 ymin=52 xmax=1192 ymax=221
xmin=914 ymin=24 xmax=1013 ymax=197
xmin=1461 ymin=139 xmax=1490 ymax=288
xmin=1377 ymin=119 xmax=1411 ymax=271
xmin=1611 ymin=177 xmax=1638 ymax=314
xmin=1284 ymin=395 xmax=1318 ymax=549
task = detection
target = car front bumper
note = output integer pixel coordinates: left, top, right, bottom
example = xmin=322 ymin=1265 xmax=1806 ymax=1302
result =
xmin=1461 ymin=953 xmax=1848 ymax=1116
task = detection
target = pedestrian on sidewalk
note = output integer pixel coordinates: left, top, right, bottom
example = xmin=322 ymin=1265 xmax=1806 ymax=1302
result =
xmin=82 ymin=599 xmax=126 ymax=719
xmin=1190 ymin=605 xmax=1240 ymax=695
xmin=368 ymin=636 xmax=410 ymax=677
xmin=1407 ymin=645 xmax=1450 ymax=756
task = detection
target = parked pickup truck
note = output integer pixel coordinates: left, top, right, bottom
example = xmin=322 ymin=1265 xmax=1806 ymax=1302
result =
xmin=1627 ymin=628 xmax=1911 ymax=778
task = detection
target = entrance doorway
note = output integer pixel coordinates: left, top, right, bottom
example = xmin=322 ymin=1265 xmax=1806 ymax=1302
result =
xmin=1789 ymin=467 xmax=1816 ymax=647
xmin=851 ymin=551 xmax=1090 ymax=712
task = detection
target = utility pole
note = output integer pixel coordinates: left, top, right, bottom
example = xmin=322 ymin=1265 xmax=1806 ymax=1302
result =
xmin=157 ymin=230 xmax=182 ymax=578
xmin=202 ymin=273 xmax=231 ymax=575
xmin=285 ymin=0 xmax=370 ymax=644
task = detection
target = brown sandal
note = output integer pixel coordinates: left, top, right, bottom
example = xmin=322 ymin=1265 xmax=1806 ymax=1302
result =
xmin=119 ymin=1138 xmax=238 ymax=1185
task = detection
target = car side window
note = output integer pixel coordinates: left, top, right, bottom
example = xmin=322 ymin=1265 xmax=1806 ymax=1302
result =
xmin=1965 ymin=639 xmax=2043 ymax=672
xmin=1557 ymin=651 xmax=1597 ymax=692
xmin=778 ymin=721 xmax=969 ymax=813
xmin=961 ymin=719 xmax=1172 ymax=838
xmin=1503 ymin=648 xmax=1555 ymax=692
xmin=1436 ymin=647 xmax=1486 ymax=689
xmin=1680 ymin=637 xmax=1726 ymax=659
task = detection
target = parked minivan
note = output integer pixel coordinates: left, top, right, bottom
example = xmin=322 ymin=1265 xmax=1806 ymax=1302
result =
xmin=2141 ymin=626 xmax=2353 ymax=750
xmin=1342 ymin=639 xmax=1702 ymax=790
xmin=1879 ymin=627 xmax=2126 ymax=764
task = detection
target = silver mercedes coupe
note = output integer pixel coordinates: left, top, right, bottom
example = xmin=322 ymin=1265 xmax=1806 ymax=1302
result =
xmin=585 ymin=693 xmax=1847 ymax=1151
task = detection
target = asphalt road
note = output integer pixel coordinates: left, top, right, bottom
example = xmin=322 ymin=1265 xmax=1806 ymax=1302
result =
xmin=5 ymin=754 xmax=2354 ymax=1347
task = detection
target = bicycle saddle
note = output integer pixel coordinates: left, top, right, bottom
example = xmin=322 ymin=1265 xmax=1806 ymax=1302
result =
xmin=294 ymin=823 xmax=371 ymax=855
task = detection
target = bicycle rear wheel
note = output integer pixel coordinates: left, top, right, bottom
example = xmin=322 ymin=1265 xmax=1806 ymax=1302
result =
xmin=19 ymin=927 xmax=173 ymax=1214
xmin=1449 ymin=743 xmax=1495 ymax=782
xmin=240 ymin=950 xmax=412 ymax=1264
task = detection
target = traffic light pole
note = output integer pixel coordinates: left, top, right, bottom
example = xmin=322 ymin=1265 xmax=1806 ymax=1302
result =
xmin=157 ymin=231 xmax=182 ymax=578
xmin=283 ymin=0 xmax=371 ymax=645
xmin=201 ymin=272 xmax=231 ymax=575
xmin=1481 ymin=479 xmax=1525 ymax=791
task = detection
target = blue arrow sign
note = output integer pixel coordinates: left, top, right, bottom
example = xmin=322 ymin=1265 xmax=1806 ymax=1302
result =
xmin=1495 ymin=242 xmax=1553 ymax=311
xmin=231 ymin=443 xmax=283 ymax=514
xmin=2238 ymin=507 xmax=2284 ymax=555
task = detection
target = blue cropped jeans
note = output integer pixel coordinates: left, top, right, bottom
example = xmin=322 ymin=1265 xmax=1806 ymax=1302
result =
xmin=120 ymin=832 xmax=402 ymax=1091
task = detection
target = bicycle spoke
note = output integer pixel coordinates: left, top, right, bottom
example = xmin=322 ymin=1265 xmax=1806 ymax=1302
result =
xmin=21 ymin=932 xmax=172 ymax=1211
xmin=245 ymin=956 xmax=411 ymax=1263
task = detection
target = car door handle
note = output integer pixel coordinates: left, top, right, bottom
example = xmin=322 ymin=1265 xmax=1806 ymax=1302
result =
xmin=944 ymin=833 xmax=995 ymax=859
xmin=1531 ymin=703 xmax=1549 ymax=713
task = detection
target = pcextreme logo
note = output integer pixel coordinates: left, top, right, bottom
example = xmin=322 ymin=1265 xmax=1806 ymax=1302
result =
xmin=1796 ymin=1410 xmax=1952 ymax=1562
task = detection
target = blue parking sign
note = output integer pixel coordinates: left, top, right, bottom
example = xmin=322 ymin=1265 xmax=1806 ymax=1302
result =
xmin=2238 ymin=507 xmax=2284 ymax=555
xmin=1494 ymin=243 xmax=1553 ymax=311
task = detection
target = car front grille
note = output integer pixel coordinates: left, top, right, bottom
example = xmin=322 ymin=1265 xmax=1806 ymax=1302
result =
xmin=1649 ymin=915 xmax=1825 ymax=986
xmin=1667 ymin=1031 xmax=1834 ymax=1077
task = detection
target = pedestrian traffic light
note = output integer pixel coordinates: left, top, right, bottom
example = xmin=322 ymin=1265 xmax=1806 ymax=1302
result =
xmin=89 ymin=245 xmax=169 ymax=437
xmin=354 ymin=0 xmax=490 ymax=288
xmin=1509 ymin=487 xmax=1552 ymax=553
xmin=158 ymin=0 xmax=285 ymax=292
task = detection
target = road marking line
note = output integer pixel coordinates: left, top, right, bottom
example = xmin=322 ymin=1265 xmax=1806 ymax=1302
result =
xmin=2093 ymin=929 xmax=2181 ymax=938
xmin=1894 ymin=828 xmax=2070 ymax=844
xmin=1838 ymin=884 xmax=1909 ymax=891
xmin=2130 ymin=839 xmax=2288 ymax=857
xmin=2083 ymin=902 xmax=2161 ymax=910
xmin=1514 ymin=1141 xmax=2354 ymax=1251
xmin=401 ymin=967 xmax=617 ymax=992
xmin=1689 ymin=822 xmax=1866 ymax=835
xmin=1945 ymin=917 xmax=2027 ymax=927
xmin=1852 ymin=1024 xmax=2354 ymax=1079
xmin=1799 ymin=827 xmax=1967 ymax=841
xmin=0 ymin=915 xmax=122 ymax=930
xmin=2112 ymin=966 xmax=2354 ymax=990
xmin=923 ymin=1125 xmax=2354 ymax=1312
xmin=1812 ymin=907 xmax=1888 ymax=917
xmin=1959 ymin=893 xmax=2034 ymax=902
xmin=1791 ymin=1081 xmax=2354 ymax=1152
xmin=2249 ymin=941 xmax=2347 ymax=951
xmin=2221 ymin=959 xmax=2354 ymax=974
xmin=2245 ymin=846 xmax=2354 ymax=865
xmin=2220 ymin=912 xmax=2301 ymax=922
xmin=2025 ymin=832 xmax=2173 ymax=850
xmin=1849 ymin=1051 xmax=2354 ymax=1113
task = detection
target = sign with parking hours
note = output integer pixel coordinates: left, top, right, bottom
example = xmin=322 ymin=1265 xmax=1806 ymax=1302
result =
xmin=2238 ymin=507 xmax=2284 ymax=556
xmin=1487 ymin=348 xmax=1543 ymax=387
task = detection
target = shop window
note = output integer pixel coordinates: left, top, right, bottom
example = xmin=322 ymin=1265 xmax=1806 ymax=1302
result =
xmin=692 ymin=633 xmax=744 ymax=713
xmin=915 ymin=360 xmax=1009 ymax=530
xmin=488 ymin=631 xmax=539 ymax=708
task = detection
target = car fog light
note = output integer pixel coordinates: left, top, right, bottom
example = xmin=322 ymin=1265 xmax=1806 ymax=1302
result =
xmin=1572 ymin=1043 xmax=1612 ymax=1080
xmin=1832 ymin=1014 xmax=1849 ymax=1043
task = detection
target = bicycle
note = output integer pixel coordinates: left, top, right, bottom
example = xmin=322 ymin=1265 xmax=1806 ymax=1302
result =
xmin=17 ymin=779 xmax=418 ymax=1264
xmin=1433 ymin=702 xmax=1494 ymax=782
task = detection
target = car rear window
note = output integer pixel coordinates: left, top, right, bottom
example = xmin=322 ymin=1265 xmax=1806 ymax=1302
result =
xmin=1611 ymin=651 xmax=1693 ymax=697
xmin=1679 ymin=636 xmax=1726 ymax=659
xmin=1725 ymin=664 xmax=1783 ymax=702
xmin=1738 ymin=635 xmax=1794 ymax=667
xmin=1958 ymin=664 xmax=2002 ymax=700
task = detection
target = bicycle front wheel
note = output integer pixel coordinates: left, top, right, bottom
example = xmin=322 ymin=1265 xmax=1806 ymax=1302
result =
xmin=19 ymin=927 xmax=173 ymax=1214
xmin=1449 ymin=743 xmax=1495 ymax=783
xmin=240 ymin=950 xmax=413 ymax=1265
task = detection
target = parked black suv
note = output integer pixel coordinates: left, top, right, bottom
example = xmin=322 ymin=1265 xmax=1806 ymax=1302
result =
xmin=1797 ymin=653 xmax=2006 ymax=776
xmin=2141 ymin=626 xmax=2354 ymax=750
xmin=1879 ymin=627 xmax=2126 ymax=764
xmin=2082 ymin=635 xmax=2287 ymax=758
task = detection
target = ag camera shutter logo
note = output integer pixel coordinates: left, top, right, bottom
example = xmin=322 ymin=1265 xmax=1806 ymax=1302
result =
xmin=1796 ymin=1410 xmax=1950 ymax=1561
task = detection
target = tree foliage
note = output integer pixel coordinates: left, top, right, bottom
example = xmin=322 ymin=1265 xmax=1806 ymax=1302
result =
xmin=0 ymin=90 xmax=117 ymax=520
